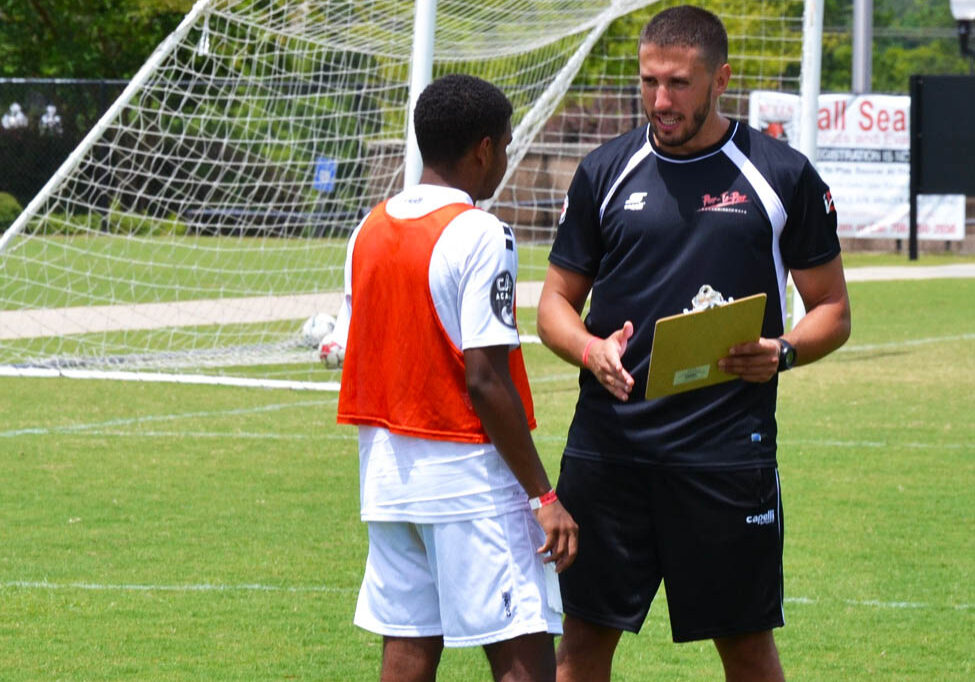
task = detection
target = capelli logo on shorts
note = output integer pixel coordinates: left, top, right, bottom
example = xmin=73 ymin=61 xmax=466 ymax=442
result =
xmin=746 ymin=509 xmax=776 ymax=526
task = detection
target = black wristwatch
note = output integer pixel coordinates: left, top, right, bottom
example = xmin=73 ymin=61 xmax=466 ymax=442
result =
xmin=777 ymin=338 xmax=796 ymax=372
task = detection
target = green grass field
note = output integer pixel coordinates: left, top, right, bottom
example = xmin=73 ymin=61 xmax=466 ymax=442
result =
xmin=1 ymin=265 xmax=973 ymax=680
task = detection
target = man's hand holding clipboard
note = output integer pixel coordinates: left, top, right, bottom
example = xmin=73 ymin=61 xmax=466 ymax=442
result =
xmin=645 ymin=286 xmax=768 ymax=400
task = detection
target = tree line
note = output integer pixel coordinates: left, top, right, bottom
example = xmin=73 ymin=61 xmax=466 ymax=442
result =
xmin=1 ymin=1 xmax=968 ymax=90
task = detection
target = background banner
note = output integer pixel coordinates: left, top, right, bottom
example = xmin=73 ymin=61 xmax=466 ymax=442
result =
xmin=749 ymin=91 xmax=965 ymax=241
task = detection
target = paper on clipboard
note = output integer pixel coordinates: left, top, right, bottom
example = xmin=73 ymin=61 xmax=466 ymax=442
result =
xmin=645 ymin=292 xmax=767 ymax=400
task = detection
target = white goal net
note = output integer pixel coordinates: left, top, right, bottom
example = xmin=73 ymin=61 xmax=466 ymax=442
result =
xmin=0 ymin=0 xmax=806 ymax=389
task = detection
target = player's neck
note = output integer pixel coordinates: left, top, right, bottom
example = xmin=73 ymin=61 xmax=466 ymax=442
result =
xmin=702 ymin=113 xmax=732 ymax=147
xmin=418 ymin=166 xmax=480 ymax=201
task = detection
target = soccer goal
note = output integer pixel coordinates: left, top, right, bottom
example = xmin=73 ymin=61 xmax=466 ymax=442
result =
xmin=0 ymin=0 xmax=811 ymax=390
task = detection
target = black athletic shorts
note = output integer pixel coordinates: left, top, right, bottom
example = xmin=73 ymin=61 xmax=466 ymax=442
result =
xmin=556 ymin=456 xmax=785 ymax=642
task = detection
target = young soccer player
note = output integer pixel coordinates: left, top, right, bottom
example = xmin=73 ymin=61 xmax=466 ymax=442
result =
xmin=338 ymin=74 xmax=577 ymax=682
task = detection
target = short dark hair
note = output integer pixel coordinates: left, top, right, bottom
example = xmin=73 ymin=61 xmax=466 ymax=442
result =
xmin=639 ymin=5 xmax=728 ymax=72
xmin=413 ymin=74 xmax=513 ymax=168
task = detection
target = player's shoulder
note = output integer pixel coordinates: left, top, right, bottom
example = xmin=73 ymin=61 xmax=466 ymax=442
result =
xmin=735 ymin=122 xmax=811 ymax=171
xmin=449 ymin=205 xmax=511 ymax=237
xmin=730 ymin=122 xmax=819 ymax=195
xmin=442 ymin=206 xmax=515 ymax=258
xmin=582 ymin=125 xmax=651 ymax=170
xmin=574 ymin=125 xmax=653 ymax=195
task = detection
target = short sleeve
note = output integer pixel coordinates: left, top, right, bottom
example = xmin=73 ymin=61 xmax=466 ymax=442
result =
xmin=779 ymin=162 xmax=841 ymax=269
xmin=431 ymin=211 xmax=521 ymax=351
xmin=548 ymin=162 xmax=604 ymax=276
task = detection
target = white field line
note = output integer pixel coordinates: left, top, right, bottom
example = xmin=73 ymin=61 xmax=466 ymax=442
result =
xmin=784 ymin=596 xmax=971 ymax=610
xmin=0 ymin=580 xmax=356 ymax=594
xmin=0 ymin=398 xmax=336 ymax=439
xmin=0 ymin=580 xmax=967 ymax=610
xmin=1 ymin=330 xmax=966 ymax=394
xmin=841 ymin=263 xmax=975 ymax=281
xmin=0 ymin=365 xmax=341 ymax=391
xmin=837 ymin=333 xmax=975 ymax=353
xmin=23 ymin=429 xmax=356 ymax=441
xmin=0 ymin=392 xmax=963 ymax=449
xmin=5 ymin=264 xmax=973 ymax=341
xmin=7 ymin=416 xmax=959 ymax=452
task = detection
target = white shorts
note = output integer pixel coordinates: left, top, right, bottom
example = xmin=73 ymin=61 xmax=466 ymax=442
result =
xmin=353 ymin=508 xmax=563 ymax=648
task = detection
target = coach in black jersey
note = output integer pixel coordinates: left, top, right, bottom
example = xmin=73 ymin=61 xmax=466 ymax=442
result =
xmin=537 ymin=6 xmax=851 ymax=682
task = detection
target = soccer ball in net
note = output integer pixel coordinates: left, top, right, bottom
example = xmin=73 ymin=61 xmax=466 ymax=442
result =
xmin=319 ymin=335 xmax=345 ymax=370
xmin=299 ymin=313 xmax=336 ymax=348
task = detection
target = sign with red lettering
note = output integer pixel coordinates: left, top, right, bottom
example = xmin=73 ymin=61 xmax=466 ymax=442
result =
xmin=749 ymin=91 xmax=965 ymax=241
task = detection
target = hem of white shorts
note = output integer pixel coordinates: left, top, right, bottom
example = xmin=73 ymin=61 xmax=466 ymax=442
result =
xmin=353 ymin=614 xmax=443 ymax=639
xmin=443 ymin=618 xmax=563 ymax=648
xmin=352 ymin=616 xmax=562 ymax=648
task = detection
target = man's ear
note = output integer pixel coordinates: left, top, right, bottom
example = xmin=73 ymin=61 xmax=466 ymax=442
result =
xmin=472 ymin=135 xmax=493 ymax=167
xmin=713 ymin=62 xmax=731 ymax=97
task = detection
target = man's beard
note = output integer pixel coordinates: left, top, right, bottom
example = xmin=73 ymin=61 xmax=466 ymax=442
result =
xmin=648 ymin=85 xmax=712 ymax=150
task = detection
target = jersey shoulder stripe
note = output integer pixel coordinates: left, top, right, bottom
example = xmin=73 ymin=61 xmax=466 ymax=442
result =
xmin=576 ymin=125 xmax=654 ymax=223
xmin=598 ymin=137 xmax=654 ymax=223
xmin=721 ymin=135 xmax=788 ymax=234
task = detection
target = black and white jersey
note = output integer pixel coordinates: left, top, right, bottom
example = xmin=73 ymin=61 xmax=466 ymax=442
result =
xmin=550 ymin=120 xmax=840 ymax=469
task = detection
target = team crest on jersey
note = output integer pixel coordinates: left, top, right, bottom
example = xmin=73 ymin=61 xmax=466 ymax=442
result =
xmin=558 ymin=195 xmax=569 ymax=225
xmin=491 ymin=271 xmax=516 ymax=328
xmin=698 ymin=190 xmax=749 ymax=215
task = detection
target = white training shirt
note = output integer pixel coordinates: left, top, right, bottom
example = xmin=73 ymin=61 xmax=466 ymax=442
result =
xmin=340 ymin=184 xmax=527 ymax=523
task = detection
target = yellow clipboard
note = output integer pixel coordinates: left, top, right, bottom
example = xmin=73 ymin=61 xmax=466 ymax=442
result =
xmin=645 ymin=293 xmax=767 ymax=400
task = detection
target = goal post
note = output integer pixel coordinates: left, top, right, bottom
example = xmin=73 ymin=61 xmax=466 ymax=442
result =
xmin=403 ymin=0 xmax=438 ymax=189
xmin=0 ymin=0 xmax=814 ymax=389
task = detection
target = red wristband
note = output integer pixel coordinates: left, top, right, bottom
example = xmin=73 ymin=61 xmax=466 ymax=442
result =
xmin=529 ymin=489 xmax=558 ymax=511
xmin=581 ymin=336 xmax=597 ymax=368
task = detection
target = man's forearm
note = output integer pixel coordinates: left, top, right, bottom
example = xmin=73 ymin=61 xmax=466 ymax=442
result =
xmin=788 ymin=256 xmax=851 ymax=366
xmin=785 ymin=298 xmax=851 ymax=367
xmin=537 ymin=264 xmax=594 ymax=367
